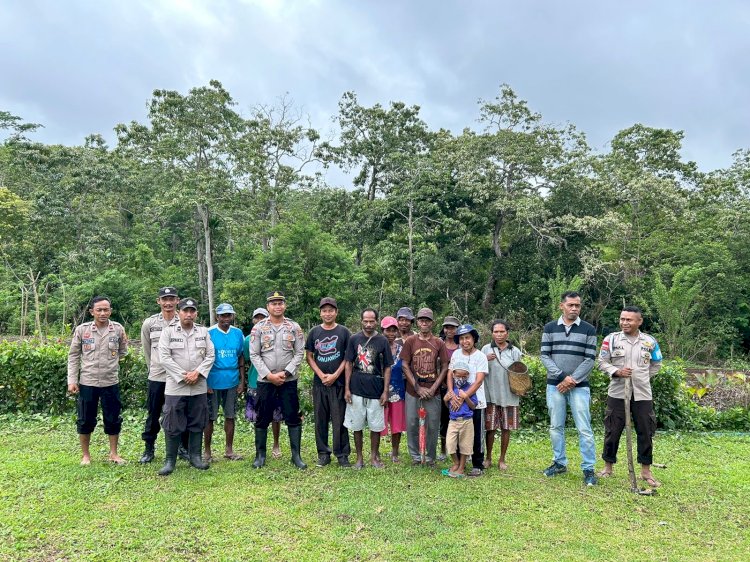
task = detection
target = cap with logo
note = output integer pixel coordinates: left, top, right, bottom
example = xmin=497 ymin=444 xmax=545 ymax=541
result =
xmin=416 ymin=307 xmax=434 ymax=321
xmin=319 ymin=297 xmax=338 ymax=309
xmin=266 ymin=291 xmax=286 ymax=303
xmin=178 ymin=298 xmax=198 ymax=311
xmin=159 ymin=286 xmax=178 ymax=298
xmin=216 ymin=303 xmax=235 ymax=315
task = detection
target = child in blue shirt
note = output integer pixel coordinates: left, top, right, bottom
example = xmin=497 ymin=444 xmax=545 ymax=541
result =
xmin=442 ymin=360 xmax=477 ymax=478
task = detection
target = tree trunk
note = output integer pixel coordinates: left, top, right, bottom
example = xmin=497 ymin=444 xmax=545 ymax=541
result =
xmin=408 ymin=201 xmax=414 ymax=297
xmin=19 ymin=285 xmax=27 ymax=337
xmin=195 ymin=217 xmax=207 ymax=305
xmin=481 ymin=267 xmax=496 ymax=312
xmin=197 ymin=204 xmax=216 ymax=325
xmin=492 ymin=211 xmax=504 ymax=259
xmin=28 ymin=270 xmax=44 ymax=341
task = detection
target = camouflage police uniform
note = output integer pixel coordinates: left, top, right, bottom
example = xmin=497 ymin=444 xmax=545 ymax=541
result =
xmin=597 ymin=330 xmax=663 ymax=466
xmin=248 ymin=291 xmax=306 ymax=468
xmin=67 ymin=319 xmax=128 ymax=436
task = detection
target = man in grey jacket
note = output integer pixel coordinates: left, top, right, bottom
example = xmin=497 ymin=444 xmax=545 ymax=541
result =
xmin=157 ymin=297 xmax=215 ymax=475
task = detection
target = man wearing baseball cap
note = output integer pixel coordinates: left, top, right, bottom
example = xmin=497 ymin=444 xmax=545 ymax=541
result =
xmin=400 ymin=307 xmax=450 ymax=466
xmin=395 ymin=307 xmax=415 ymax=344
xmin=248 ymin=291 xmax=307 ymax=469
xmin=306 ymin=297 xmax=352 ymax=467
xmin=205 ymin=303 xmax=245 ymax=462
xmin=138 ymin=286 xmax=180 ymax=464
xmin=156 ymin=297 xmax=215 ymax=475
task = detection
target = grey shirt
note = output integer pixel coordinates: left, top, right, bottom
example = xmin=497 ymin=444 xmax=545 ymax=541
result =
xmin=249 ymin=317 xmax=305 ymax=383
xmin=481 ymin=343 xmax=522 ymax=407
xmin=158 ymin=323 xmax=215 ymax=396
xmin=67 ymin=320 xmax=128 ymax=387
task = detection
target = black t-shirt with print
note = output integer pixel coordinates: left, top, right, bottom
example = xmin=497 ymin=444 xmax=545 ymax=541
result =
xmin=345 ymin=331 xmax=393 ymax=399
xmin=305 ymin=324 xmax=351 ymax=387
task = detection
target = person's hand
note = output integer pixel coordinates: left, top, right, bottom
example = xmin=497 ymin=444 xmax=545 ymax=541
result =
xmin=207 ymin=387 xmax=214 ymax=394
xmin=450 ymin=395 xmax=463 ymax=411
xmin=237 ymin=382 xmax=245 ymax=396
xmin=556 ymin=375 xmax=576 ymax=394
xmin=267 ymin=372 xmax=286 ymax=386
xmin=379 ymin=392 xmax=388 ymax=407
xmin=417 ymin=387 xmax=431 ymax=400
xmin=345 ymin=389 xmax=352 ymax=404
xmin=486 ymin=352 xmax=496 ymax=361
xmin=67 ymin=383 xmax=79 ymax=395
xmin=184 ymin=370 xmax=200 ymax=385
xmin=458 ymin=389 xmax=469 ymax=400
xmin=322 ymin=374 xmax=335 ymax=387
xmin=617 ymin=368 xmax=632 ymax=378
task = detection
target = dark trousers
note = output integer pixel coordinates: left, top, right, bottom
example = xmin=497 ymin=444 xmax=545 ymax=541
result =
xmin=77 ymin=384 xmax=122 ymax=435
xmin=256 ymin=380 xmax=301 ymax=429
xmin=141 ymin=380 xmax=166 ymax=445
xmin=439 ymin=387 xmax=449 ymax=441
xmin=312 ymin=384 xmax=350 ymax=460
xmin=471 ymin=407 xmax=485 ymax=469
xmin=161 ymin=394 xmax=209 ymax=437
xmin=602 ymin=396 xmax=657 ymax=465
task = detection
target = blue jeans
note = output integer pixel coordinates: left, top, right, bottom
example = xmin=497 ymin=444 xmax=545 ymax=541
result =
xmin=546 ymin=384 xmax=596 ymax=471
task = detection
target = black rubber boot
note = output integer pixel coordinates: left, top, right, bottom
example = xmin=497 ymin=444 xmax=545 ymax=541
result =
xmin=252 ymin=427 xmax=268 ymax=469
xmin=177 ymin=432 xmax=189 ymax=461
xmin=188 ymin=431 xmax=209 ymax=470
xmin=157 ymin=435 xmax=179 ymax=476
xmin=139 ymin=442 xmax=155 ymax=464
xmin=288 ymin=425 xmax=307 ymax=470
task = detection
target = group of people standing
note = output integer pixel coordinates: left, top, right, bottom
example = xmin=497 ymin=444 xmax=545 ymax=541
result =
xmin=66 ymin=288 xmax=664 ymax=488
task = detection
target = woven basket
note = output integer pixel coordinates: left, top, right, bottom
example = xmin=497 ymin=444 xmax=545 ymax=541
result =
xmin=508 ymin=361 xmax=532 ymax=396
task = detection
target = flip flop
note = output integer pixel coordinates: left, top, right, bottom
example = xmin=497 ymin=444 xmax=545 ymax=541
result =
xmin=390 ymin=455 xmax=401 ymax=464
xmin=446 ymin=471 xmax=466 ymax=479
xmin=224 ymin=453 xmax=243 ymax=461
xmin=109 ymin=457 xmax=127 ymax=466
xmin=596 ymin=470 xmax=613 ymax=478
xmin=642 ymin=476 xmax=661 ymax=487
xmin=271 ymin=450 xmax=282 ymax=459
xmin=467 ymin=467 xmax=483 ymax=477
xmin=371 ymin=460 xmax=385 ymax=469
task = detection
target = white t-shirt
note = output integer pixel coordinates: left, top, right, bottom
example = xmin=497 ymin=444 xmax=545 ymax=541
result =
xmin=449 ymin=349 xmax=488 ymax=410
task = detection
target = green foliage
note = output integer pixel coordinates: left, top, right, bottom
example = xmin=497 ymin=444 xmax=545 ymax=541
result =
xmin=546 ymin=265 xmax=584 ymax=320
xmin=0 ymin=340 xmax=147 ymax=414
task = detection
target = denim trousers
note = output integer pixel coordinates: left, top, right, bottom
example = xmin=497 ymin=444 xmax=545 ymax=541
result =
xmin=546 ymin=384 xmax=596 ymax=471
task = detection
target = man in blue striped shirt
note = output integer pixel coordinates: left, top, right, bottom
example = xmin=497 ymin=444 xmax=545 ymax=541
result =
xmin=540 ymin=291 xmax=598 ymax=486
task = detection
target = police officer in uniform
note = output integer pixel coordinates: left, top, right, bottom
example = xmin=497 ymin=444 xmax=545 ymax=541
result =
xmin=138 ymin=286 xmax=179 ymax=463
xmin=248 ymin=291 xmax=306 ymax=469
xmin=157 ymin=297 xmax=215 ymax=475
xmin=67 ymin=296 xmax=128 ymax=466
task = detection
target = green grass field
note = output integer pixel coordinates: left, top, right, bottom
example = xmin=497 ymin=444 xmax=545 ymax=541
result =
xmin=0 ymin=416 xmax=748 ymax=561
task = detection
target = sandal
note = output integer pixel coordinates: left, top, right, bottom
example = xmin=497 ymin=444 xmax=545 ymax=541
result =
xmin=446 ymin=471 xmax=466 ymax=479
xmin=642 ymin=476 xmax=661 ymax=487
xmin=224 ymin=453 xmax=243 ymax=461
xmin=596 ymin=470 xmax=613 ymax=478
xmin=467 ymin=467 xmax=483 ymax=477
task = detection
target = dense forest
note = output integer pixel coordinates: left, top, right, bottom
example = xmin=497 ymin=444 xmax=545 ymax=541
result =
xmin=1 ymin=81 xmax=749 ymax=362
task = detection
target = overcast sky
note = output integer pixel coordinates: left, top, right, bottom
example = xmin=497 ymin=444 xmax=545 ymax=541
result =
xmin=2 ymin=0 xmax=749 ymax=175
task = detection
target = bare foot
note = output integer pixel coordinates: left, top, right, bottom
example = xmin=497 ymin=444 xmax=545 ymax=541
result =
xmin=641 ymin=473 xmax=661 ymax=487
xmin=482 ymin=459 xmax=492 ymax=469
xmin=449 ymin=464 xmax=460 ymax=473
xmin=108 ymin=455 xmax=126 ymax=465
xmin=80 ymin=455 xmax=91 ymax=466
xmin=371 ymin=459 xmax=385 ymax=469
xmin=596 ymin=469 xmax=613 ymax=478
xmin=353 ymin=460 xmax=365 ymax=470
xmin=390 ymin=454 xmax=400 ymax=463
xmin=497 ymin=460 xmax=508 ymax=470
xmin=272 ymin=446 xmax=282 ymax=459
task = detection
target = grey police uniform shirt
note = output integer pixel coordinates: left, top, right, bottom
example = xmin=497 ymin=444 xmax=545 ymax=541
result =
xmin=248 ymin=317 xmax=305 ymax=383
xmin=141 ymin=312 xmax=178 ymax=382
xmin=67 ymin=320 xmax=128 ymax=387
xmin=597 ymin=330 xmax=663 ymax=401
xmin=158 ymin=323 xmax=215 ymax=396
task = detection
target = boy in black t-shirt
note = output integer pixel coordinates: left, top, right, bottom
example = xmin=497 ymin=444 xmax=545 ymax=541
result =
xmin=305 ymin=297 xmax=352 ymax=468
xmin=344 ymin=308 xmax=392 ymax=469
